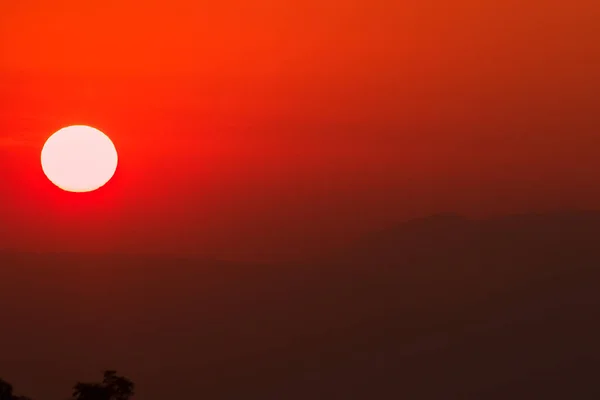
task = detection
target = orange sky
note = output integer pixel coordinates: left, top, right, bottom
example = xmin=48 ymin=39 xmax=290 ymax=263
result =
xmin=1 ymin=0 xmax=599 ymax=260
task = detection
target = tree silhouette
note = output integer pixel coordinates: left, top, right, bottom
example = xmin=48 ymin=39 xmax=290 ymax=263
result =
xmin=73 ymin=371 xmax=134 ymax=400
xmin=0 ymin=379 xmax=31 ymax=400
xmin=0 ymin=380 xmax=13 ymax=400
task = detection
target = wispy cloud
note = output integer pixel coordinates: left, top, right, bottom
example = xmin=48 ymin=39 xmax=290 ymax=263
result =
xmin=0 ymin=114 xmax=47 ymax=148
xmin=0 ymin=136 xmax=36 ymax=148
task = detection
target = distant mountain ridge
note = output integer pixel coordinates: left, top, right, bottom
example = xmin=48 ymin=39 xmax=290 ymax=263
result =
xmin=1 ymin=210 xmax=599 ymax=399
xmin=347 ymin=209 xmax=600 ymax=261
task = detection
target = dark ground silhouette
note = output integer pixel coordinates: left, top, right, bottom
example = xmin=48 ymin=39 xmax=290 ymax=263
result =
xmin=1 ymin=211 xmax=599 ymax=399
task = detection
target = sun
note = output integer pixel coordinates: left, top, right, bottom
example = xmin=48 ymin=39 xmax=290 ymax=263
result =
xmin=41 ymin=125 xmax=118 ymax=193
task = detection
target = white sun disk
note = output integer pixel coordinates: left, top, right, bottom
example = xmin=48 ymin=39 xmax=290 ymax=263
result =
xmin=41 ymin=125 xmax=118 ymax=192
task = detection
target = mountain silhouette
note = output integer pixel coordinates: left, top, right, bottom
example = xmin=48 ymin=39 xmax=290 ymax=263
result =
xmin=1 ymin=211 xmax=599 ymax=399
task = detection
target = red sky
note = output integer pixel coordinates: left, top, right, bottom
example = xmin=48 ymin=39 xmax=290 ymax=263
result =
xmin=1 ymin=0 xmax=599 ymax=260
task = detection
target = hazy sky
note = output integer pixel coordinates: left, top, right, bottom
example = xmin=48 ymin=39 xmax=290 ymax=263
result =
xmin=1 ymin=0 xmax=599 ymax=260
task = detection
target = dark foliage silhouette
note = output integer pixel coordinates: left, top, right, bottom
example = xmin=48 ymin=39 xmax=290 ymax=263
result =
xmin=0 ymin=372 xmax=133 ymax=400
xmin=0 ymin=380 xmax=12 ymax=400
xmin=0 ymin=379 xmax=31 ymax=400
xmin=73 ymin=371 xmax=134 ymax=400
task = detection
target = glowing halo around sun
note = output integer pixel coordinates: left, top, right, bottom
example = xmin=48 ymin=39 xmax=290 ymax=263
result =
xmin=41 ymin=125 xmax=118 ymax=193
